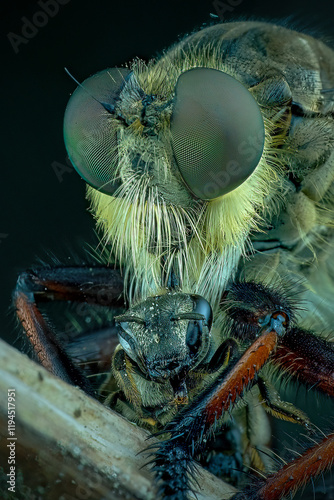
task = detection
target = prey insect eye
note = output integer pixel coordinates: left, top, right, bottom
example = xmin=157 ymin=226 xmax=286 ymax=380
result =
xmin=116 ymin=321 xmax=138 ymax=359
xmin=171 ymin=68 xmax=265 ymax=200
xmin=186 ymin=320 xmax=203 ymax=356
xmin=63 ymin=68 xmax=131 ymax=194
xmin=190 ymin=294 xmax=213 ymax=331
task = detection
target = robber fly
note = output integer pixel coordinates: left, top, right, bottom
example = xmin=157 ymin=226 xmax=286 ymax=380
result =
xmin=15 ymin=20 xmax=334 ymax=500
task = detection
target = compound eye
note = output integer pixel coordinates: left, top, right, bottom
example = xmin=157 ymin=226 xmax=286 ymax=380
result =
xmin=171 ymin=68 xmax=265 ymax=201
xmin=117 ymin=322 xmax=136 ymax=358
xmin=63 ymin=68 xmax=131 ymax=195
xmin=191 ymin=294 xmax=213 ymax=331
xmin=186 ymin=320 xmax=203 ymax=356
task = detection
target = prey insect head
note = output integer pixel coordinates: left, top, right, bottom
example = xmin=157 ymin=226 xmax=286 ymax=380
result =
xmin=115 ymin=293 xmax=213 ymax=383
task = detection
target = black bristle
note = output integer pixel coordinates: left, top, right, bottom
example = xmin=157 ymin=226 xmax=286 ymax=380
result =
xmin=148 ymin=439 xmax=195 ymax=500
xmin=221 ymin=280 xmax=299 ymax=341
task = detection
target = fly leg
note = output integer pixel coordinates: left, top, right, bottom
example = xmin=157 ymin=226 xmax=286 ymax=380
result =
xmin=273 ymin=327 xmax=334 ymax=397
xmin=232 ymin=432 xmax=334 ymax=500
xmin=14 ymin=266 xmax=123 ymax=394
xmin=146 ymin=312 xmax=287 ymax=500
xmin=231 ymin=326 xmax=334 ymax=499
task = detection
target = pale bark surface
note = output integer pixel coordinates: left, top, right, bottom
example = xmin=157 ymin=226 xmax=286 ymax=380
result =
xmin=0 ymin=339 xmax=236 ymax=500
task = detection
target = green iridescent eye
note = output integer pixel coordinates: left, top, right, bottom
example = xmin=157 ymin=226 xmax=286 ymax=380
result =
xmin=171 ymin=68 xmax=265 ymax=201
xmin=63 ymin=68 xmax=131 ymax=194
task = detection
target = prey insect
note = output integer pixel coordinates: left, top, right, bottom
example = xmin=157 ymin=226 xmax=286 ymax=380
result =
xmin=15 ymin=20 xmax=334 ymax=500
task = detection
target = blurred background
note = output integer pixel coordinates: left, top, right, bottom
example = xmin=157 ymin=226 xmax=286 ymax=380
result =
xmin=1 ymin=0 xmax=334 ymax=498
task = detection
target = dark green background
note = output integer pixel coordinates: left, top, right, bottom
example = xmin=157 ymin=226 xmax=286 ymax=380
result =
xmin=1 ymin=1 xmax=334 ymax=498
xmin=2 ymin=0 xmax=334 ymax=344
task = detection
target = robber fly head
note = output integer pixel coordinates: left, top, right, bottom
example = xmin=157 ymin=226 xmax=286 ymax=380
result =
xmin=63 ymin=44 xmax=284 ymax=303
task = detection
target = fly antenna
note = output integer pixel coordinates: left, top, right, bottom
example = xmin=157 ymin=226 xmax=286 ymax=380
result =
xmin=64 ymin=67 xmax=115 ymax=114
xmin=64 ymin=67 xmax=84 ymax=88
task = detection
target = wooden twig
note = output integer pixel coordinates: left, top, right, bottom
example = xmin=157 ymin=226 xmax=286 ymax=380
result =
xmin=0 ymin=339 xmax=236 ymax=500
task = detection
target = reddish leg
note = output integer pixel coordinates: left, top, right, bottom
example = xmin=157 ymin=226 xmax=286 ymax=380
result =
xmin=14 ymin=266 xmax=123 ymax=394
xmin=148 ymin=279 xmax=334 ymax=500
xmin=232 ymin=327 xmax=334 ymax=500
xmin=147 ymin=321 xmax=282 ymax=500
xmin=232 ymin=432 xmax=334 ymax=500
xmin=273 ymin=327 xmax=334 ymax=397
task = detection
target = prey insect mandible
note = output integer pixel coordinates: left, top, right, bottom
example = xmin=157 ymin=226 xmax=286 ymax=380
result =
xmin=15 ymin=20 xmax=334 ymax=500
